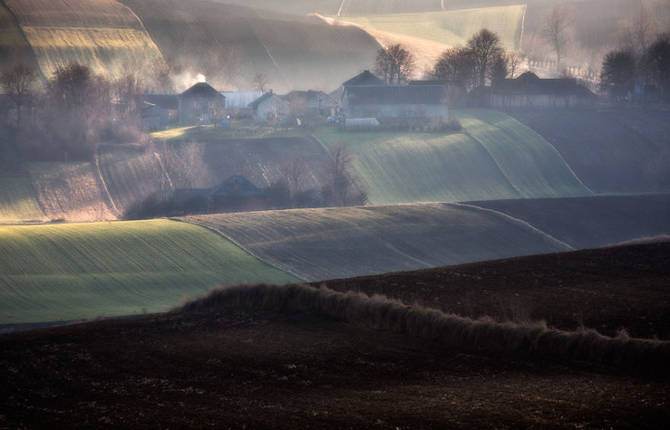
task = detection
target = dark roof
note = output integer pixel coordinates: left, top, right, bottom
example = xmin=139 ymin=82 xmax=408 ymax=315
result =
xmin=344 ymin=85 xmax=448 ymax=105
xmin=282 ymin=90 xmax=337 ymax=106
xmin=145 ymin=94 xmax=178 ymax=110
xmin=409 ymin=79 xmax=462 ymax=86
xmin=493 ymin=72 xmax=596 ymax=97
xmin=181 ymin=82 xmax=223 ymax=99
xmin=212 ymin=175 xmax=262 ymax=197
xmin=342 ymin=70 xmax=386 ymax=87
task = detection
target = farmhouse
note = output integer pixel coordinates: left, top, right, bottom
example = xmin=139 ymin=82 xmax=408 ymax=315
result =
xmin=342 ymin=70 xmax=387 ymax=87
xmin=282 ymin=90 xmax=337 ymax=118
xmin=342 ymin=84 xmax=449 ymax=120
xmin=409 ymin=79 xmax=467 ymax=105
xmin=489 ymin=72 xmax=596 ymax=109
xmin=178 ymin=82 xmax=226 ymax=125
xmin=249 ymin=91 xmax=290 ymax=124
xmin=221 ymin=91 xmax=263 ymax=118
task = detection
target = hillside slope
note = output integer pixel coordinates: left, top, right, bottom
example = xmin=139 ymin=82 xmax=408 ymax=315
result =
xmin=0 ymin=219 xmax=296 ymax=323
xmin=183 ymin=203 xmax=570 ymax=281
xmin=468 ymin=194 xmax=670 ymax=249
xmin=513 ymin=110 xmax=670 ymax=193
xmin=0 ymin=1 xmax=39 ymax=78
xmin=315 ymin=109 xmax=591 ymax=204
xmin=0 ymin=177 xmax=46 ymax=224
xmin=120 ymin=0 xmax=380 ymax=92
xmin=2 ymin=243 xmax=669 ymax=429
xmin=4 ymin=0 xmax=166 ymax=81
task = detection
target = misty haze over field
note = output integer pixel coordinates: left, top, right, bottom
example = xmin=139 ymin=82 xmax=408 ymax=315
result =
xmin=1 ymin=1 xmax=669 ymax=428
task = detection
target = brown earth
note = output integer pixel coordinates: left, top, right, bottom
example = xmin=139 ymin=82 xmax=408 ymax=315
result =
xmin=1 ymin=242 xmax=669 ymax=428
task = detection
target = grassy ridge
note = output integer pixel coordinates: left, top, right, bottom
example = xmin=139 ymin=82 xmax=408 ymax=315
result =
xmin=0 ymin=177 xmax=46 ymax=224
xmin=314 ymin=110 xmax=591 ymax=204
xmin=459 ymin=109 xmax=590 ymax=198
xmin=339 ymin=5 xmax=526 ymax=50
xmin=0 ymin=219 xmax=296 ymax=323
xmin=4 ymin=0 xmax=166 ymax=80
xmin=184 ymin=204 xmax=569 ymax=281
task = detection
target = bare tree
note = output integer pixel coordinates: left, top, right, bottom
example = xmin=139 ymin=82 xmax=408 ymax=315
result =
xmin=506 ymin=52 xmax=521 ymax=79
xmin=323 ymin=142 xmax=366 ymax=207
xmin=432 ymin=47 xmax=477 ymax=89
xmin=1 ymin=63 xmax=36 ymax=129
xmin=375 ymin=44 xmax=415 ymax=84
xmin=281 ymin=157 xmax=306 ymax=207
xmin=467 ymin=29 xmax=504 ymax=87
xmin=642 ymin=33 xmax=670 ymax=101
xmin=600 ymin=50 xmax=636 ymax=102
xmin=632 ymin=2 xmax=657 ymax=55
xmin=489 ymin=52 xmax=509 ymax=86
xmin=542 ymin=5 xmax=574 ymax=73
xmin=252 ymin=72 xmax=268 ymax=93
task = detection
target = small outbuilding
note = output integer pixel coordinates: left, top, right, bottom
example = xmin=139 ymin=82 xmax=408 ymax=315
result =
xmin=178 ymin=82 xmax=226 ymax=125
xmin=249 ymin=91 xmax=290 ymax=124
xmin=221 ymin=91 xmax=263 ymax=118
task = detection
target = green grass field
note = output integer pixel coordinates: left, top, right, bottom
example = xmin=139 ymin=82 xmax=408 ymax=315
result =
xmin=0 ymin=177 xmax=46 ymax=224
xmin=314 ymin=110 xmax=591 ymax=204
xmin=0 ymin=219 xmax=296 ymax=324
xmin=184 ymin=203 xmax=570 ymax=281
xmin=339 ymin=5 xmax=526 ymax=50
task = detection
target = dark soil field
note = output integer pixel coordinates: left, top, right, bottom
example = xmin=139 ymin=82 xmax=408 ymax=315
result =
xmin=467 ymin=194 xmax=670 ymax=249
xmin=2 ymin=243 xmax=669 ymax=429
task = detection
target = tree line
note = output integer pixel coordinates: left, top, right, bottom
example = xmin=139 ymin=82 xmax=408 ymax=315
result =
xmin=1 ymin=63 xmax=145 ymax=165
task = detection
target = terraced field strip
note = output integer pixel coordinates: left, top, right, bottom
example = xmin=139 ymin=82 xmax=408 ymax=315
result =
xmin=27 ymin=161 xmax=117 ymax=222
xmin=0 ymin=177 xmax=46 ymax=224
xmin=0 ymin=219 xmax=297 ymax=323
xmin=4 ymin=0 xmax=166 ymax=80
xmin=314 ymin=110 xmax=590 ymax=204
xmin=468 ymin=194 xmax=670 ymax=249
xmin=458 ymin=109 xmax=592 ymax=198
xmin=183 ymin=203 xmax=570 ymax=282
xmin=337 ymin=4 xmax=526 ymax=50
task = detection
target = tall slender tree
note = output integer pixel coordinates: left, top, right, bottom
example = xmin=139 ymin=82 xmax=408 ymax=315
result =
xmin=467 ymin=29 xmax=503 ymax=87
xmin=375 ymin=44 xmax=415 ymax=84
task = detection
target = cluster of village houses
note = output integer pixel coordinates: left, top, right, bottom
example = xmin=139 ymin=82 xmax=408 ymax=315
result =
xmin=142 ymin=70 xmax=596 ymax=130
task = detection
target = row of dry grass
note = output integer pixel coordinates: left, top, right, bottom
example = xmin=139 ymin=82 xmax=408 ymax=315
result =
xmin=179 ymin=282 xmax=670 ymax=372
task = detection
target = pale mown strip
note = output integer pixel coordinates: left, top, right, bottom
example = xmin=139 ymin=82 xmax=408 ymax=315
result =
xmin=0 ymin=219 xmax=297 ymax=323
xmin=0 ymin=177 xmax=46 ymax=224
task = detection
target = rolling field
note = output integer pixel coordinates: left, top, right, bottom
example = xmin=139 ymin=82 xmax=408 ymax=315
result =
xmin=314 ymin=109 xmax=591 ymax=204
xmin=469 ymin=194 xmax=670 ymax=249
xmin=4 ymin=0 xmax=166 ymax=80
xmin=336 ymin=5 xmax=526 ymax=51
xmin=183 ymin=203 xmax=570 ymax=281
xmin=2 ymin=243 xmax=669 ymax=429
xmin=0 ymin=2 xmax=38 ymax=78
xmin=0 ymin=177 xmax=46 ymax=224
xmin=512 ymin=110 xmax=670 ymax=193
xmin=0 ymin=219 xmax=296 ymax=324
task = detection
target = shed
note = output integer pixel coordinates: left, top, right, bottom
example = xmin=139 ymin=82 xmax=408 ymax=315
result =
xmin=249 ymin=91 xmax=290 ymax=124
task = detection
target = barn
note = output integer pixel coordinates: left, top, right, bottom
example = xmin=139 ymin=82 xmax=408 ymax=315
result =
xmin=489 ymin=72 xmax=596 ymax=109
xmin=178 ymin=82 xmax=226 ymax=125
xmin=342 ymin=84 xmax=449 ymax=120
